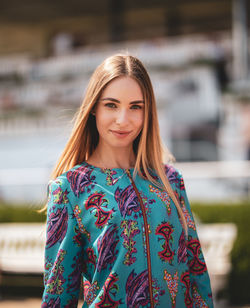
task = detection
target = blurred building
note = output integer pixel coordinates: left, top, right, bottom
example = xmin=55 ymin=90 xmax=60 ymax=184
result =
xmin=0 ymin=0 xmax=249 ymax=202
xmin=0 ymin=0 xmax=249 ymax=56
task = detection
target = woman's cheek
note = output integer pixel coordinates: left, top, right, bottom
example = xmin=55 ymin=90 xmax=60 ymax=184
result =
xmin=134 ymin=111 xmax=144 ymax=125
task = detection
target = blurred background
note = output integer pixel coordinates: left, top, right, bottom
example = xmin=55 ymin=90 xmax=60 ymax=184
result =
xmin=0 ymin=0 xmax=250 ymax=307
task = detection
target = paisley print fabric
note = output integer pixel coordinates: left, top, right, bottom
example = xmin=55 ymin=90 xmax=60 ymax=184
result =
xmin=42 ymin=162 xmax=213 ymax=307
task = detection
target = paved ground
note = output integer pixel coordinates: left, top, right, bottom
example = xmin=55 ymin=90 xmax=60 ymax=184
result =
xmin=0 ymin=298 xmax=249 ymax=308
xmin=0 ymin=299 xmax=41 ymax=308
xmin=0 ymin=298 xmax=84 ymax=307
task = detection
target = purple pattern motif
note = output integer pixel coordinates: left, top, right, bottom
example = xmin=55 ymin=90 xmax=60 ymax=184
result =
xmin=46 ymin=206 xmax=68 ymax=248
xmin=97 ymin=224 xmax=119 ymax=272
xmin=178 ymin=231 xmax=187 ymax=263
xmin=165 ymin=165 xmax=179 ymax=185
xmin=115 ymin=185 xmax=140 ymax=218
xmin=41 ymin=296 xmax=61 ymax=308
xmin=66 ymin=251 xmax=83 ymax=293
xmin=67 ymin=165 xmax=96 ymax=197
xmin=126 ymin=269 xmax=150 ymax=308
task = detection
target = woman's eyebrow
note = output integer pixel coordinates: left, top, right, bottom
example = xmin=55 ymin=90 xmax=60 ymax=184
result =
xmin=100 ymin=97 xmax=144 ymax=104
xmin=100 ymin=97 xmax=120 ymax=103
xmin=130 ymin=100 xmax=144 ymax=105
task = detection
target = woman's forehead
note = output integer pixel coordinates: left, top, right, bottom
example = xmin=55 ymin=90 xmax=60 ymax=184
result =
xmin=101 ymin=76 xmax=143 ymax=100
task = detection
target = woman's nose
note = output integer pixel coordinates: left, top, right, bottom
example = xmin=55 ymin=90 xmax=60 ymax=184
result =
xmin=115 ymin=109 xmax=128 ymax=125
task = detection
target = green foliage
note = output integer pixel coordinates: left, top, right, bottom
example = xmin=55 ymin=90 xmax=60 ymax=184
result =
xmin=0 ymin=202 xmax=46 ymax=223
xmin=192 ymin=200 xmax=250 ymax=305
xmin=1 ymin=200 xmax=250 ymax=304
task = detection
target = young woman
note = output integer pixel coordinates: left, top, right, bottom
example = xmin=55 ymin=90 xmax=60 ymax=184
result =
xmin=41 ymin=54 xmax=213 ymax=307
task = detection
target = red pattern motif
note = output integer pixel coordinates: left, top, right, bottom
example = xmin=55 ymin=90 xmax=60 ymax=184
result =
xmin=86 ymin=247 xmax=97 ymax=271
xmin=180 ymin=272 xmax=193 ymax=308
xmin=85 ymin=192 xmax=113 ymax=228
xmin=96 ymin=272 xmax=122 ymax=308
xmin=156 ymin=222 xmax=174 ymax=263
xmin=187 ymin=238 xmax=207 ymax=275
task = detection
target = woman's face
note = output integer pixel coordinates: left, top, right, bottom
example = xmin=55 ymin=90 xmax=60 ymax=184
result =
xmin=94 ymin=76 xmax=144 ymax=152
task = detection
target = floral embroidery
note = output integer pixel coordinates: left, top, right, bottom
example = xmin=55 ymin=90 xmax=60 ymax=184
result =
xmin=149 ymin=185 xmax=171 ymax=215
xmin=192 ymin=283 xmax=209 ymax=308
xmin=180 ymin=196 xmax=196 ymax=230
xmin=121 ymin=219 xmax=140 ymax=265
xmin=72 ymin=204 xmax=90 ymax=240
xmin=46 ymin=249 xmax=66 ymax=295
xmin=164 ymin=270 xmax=179 ymax=308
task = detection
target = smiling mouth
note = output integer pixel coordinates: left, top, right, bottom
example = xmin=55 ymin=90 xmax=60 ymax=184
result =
xmin=110 ymin=130 xmax=131 ymax=137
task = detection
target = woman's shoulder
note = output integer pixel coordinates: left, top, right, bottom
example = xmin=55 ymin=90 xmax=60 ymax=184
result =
xmin=164 ymin=163 xmax=183 ymax=185
xmin=48 ymin=161 xmax=96 ymax=197
xmin=48 ymin=162 xmax=86 ymax=187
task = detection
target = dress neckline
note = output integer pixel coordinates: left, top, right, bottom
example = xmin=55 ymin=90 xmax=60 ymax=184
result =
xmin=82 ymin=161 xmax=135 ymax=173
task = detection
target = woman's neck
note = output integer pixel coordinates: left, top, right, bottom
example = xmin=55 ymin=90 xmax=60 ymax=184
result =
xmin=87 ymin=144 xmax=136 ymax=169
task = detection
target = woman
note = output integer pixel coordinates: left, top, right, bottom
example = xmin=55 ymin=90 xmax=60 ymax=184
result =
xmin=41 ymin=54 xmax=213 ymax=307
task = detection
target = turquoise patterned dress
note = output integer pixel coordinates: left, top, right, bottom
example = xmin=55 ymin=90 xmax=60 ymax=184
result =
xmin=41 ymin=161 xmax=214 ymax=307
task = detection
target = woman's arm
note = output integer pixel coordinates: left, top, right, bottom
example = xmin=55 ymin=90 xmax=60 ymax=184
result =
xmin=41 ymin=179 xmax=85 ymax=307
xmin=176 ymin=170 xmax=214 ymax=308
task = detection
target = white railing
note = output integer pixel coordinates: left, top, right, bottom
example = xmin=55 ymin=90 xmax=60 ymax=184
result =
xmin=0 ymin=161 xmax=249 ymax=186
xmin=0 ymin=114 xmax=74 ymax=136
xmin=174 ymin=160 xmax=250 ymax=179
xmin=197 ymin=223 xmax=237 ymax=301
xmin=0 ymin=223 xmax=46 ymax=274
xmin=0 ymin=221 xmax=237 ymax=307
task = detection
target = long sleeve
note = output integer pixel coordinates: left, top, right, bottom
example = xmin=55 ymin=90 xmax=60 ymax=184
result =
xmin=177 ymin=171 xmax=214 ymax=308
xmin=41 ymin=179 xmax=85 ymax=308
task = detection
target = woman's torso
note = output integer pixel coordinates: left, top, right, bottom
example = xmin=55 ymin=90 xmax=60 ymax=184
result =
xmin=47 ymin=161 xmax=192 ymax=307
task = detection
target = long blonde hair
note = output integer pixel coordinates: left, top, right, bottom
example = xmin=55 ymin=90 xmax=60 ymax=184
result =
xmin=49 ymin=53 xmax=187 ymax=234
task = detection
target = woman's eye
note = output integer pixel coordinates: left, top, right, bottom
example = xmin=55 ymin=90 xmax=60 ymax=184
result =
xmin=105 ymin=103 xmax=117 ymax=108
xmin=131 ymin=104 xmax=142 ymax=110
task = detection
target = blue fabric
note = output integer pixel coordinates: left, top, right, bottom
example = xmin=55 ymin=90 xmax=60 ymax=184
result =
xmin=41 ymin=161 xmax=214 ymax=307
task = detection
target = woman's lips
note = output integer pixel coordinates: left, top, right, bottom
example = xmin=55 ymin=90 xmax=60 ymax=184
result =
xmin=110 ymin=130 xmax=131 ymax=138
